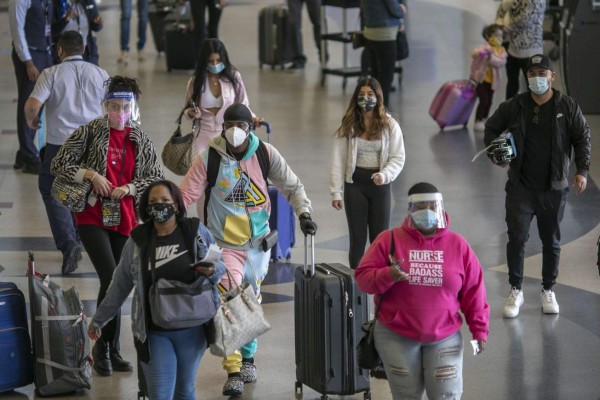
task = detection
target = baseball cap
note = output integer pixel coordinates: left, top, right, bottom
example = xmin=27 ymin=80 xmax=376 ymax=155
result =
xmin=223 ymin=103 xmax=253 ymax=124
xmin=525 ymin=54 xmax=552 ymax=72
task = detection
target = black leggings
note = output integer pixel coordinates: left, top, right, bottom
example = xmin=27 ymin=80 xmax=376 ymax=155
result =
xmin=365 ymin=38 xmax=397 ymax=107
xmin=344 ymin=167 xmax=391 ymax=269
xmin=190 ymin=0 xmax=222 ymax=61
xmin=79 ymin=225 xmax=129 ymax=350
xmin=505 ymin=54 xmax=529 ymax=100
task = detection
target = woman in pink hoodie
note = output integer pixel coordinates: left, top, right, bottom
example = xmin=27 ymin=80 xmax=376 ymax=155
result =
xmin=355 ymin=182 xmax=489 ymax=400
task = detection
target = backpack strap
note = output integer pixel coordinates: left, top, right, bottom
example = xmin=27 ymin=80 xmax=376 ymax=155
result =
xmin=203 ymin=141 xmax=270 ymax=224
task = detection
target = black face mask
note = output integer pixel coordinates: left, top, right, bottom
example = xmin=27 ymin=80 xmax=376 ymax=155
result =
xmin=357 ymin=96 xmax=377 ymax=112
xmin=146 ymin=203 xmax=176 ymax=223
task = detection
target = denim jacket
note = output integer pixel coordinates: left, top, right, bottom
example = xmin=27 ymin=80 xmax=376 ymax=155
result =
xmin=361 ymin=0 xmax=404 ymax=28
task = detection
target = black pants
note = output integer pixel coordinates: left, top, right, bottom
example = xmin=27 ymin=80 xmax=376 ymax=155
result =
xmin=475 ymin=82 xmax=494 ymax=121
xmin=11 ymin=48 xmax=52 ymax=167
xmin=505 ymin=54 xmax=529 ymax=100
xmin=344 ymin=167 xmax=391 ymax=269
xmin=190 ymin=0 xmax=222 ymax=61
xmin=365 ymin=39 xmax=397 ymax=107
xmin=505 ymin=180 xmax=568 ymax=290
xmin=79 ymin=225 xmax=129 ymax=350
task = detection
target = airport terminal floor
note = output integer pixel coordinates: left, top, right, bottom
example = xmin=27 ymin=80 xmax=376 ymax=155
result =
xmin=1 ymin=0 xmax=600 ymax=399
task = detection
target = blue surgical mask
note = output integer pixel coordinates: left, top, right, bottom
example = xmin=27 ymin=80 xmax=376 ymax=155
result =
xmin=411 ymin=209 xmax=438 ymax=230
xmin=528 ymin=76 xmax=550 ymax=95
xmin=207 ymin=62 xmax=225 ymax=75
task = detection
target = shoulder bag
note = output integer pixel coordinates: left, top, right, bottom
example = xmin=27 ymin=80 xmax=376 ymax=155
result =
xmin=51 ymin=131 xmax=93 ymax=212
xmin=161 ymin=107 xmax=198 ymax=176
xmin=148 ymin=232 xmax=217 ymax=329
xmin=356 ymin=231 xmax=396 ymax=370
xmin=209 ymin=270 xmax=271 ymax=357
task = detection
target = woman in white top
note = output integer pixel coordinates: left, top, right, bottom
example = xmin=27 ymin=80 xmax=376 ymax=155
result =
xmin=183 ymin=38 xmax=261 ymax=153
xmin=330 ymin=77 xmax=405 ymax=268
xmin=183 ymin=39 xmax=261 ymax=218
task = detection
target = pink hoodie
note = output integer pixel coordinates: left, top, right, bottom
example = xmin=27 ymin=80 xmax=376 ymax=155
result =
xmin=355 ymin=214 xmax=489 ymax=343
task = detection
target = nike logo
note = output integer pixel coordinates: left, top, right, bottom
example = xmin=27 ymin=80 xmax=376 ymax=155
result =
xmin=557 ymin=113 xmax=563 ymax=119
xmin=153 ymin=249 xmax=189 ymax=269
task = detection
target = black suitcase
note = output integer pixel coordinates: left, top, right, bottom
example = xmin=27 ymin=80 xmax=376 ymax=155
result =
xmin=294 ymin=235 xmax=371 ymax=400
xmin=149 ymin=2 xmax=174 ymax=53
xmin=0 ymin=282 xmax=34 ymax=393
xmin=164 ymin=9 xmax=196 ymax=72
xmin=258 ymin=4 xmax=292 ymax=69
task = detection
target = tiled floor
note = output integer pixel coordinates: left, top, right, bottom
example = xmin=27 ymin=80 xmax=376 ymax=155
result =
xmin=1 ymin=0 xmax=599 ymax=399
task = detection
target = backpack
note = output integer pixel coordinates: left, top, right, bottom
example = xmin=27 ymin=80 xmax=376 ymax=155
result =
xmin=203 ymin=141 xmax=270 ymax=224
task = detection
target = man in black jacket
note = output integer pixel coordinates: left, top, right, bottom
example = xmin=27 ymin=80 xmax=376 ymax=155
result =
xmin=484 ymin=54 xmax=591 ymax=319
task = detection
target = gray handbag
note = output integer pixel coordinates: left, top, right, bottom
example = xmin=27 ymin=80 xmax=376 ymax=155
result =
xmin=209 ymin=271 xmax=271 ymax=357
xmin=148 ymin=233 xmax=217 ymax=329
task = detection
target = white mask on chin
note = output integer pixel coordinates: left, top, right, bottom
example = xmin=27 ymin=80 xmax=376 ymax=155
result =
xmin=224 ymin=126 xmax=248 ymax=147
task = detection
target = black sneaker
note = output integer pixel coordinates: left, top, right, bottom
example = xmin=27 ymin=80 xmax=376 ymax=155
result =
xmin=287 ymin=62 xmax=305 ymax=70
xmin=370 ymin=365 xmax=387 ymax=380
xmin=92 ymin=340 xmax=113 ymax=376
xmin=21 ymin=162 xmax=41 ymax=175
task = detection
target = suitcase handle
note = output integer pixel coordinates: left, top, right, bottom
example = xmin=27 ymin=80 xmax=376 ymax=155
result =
xmin=303 ymin=234 xmax=315 ymax=277
xmin=258 ymin=121 xmax=272 ymax=143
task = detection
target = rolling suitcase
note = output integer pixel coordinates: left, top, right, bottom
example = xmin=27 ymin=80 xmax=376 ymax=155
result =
xmin=268 ymin=186 xmax=295 ymax=262
xmin=258 ymin=4 xmax=292 ymax=69
xmin=27 ymin=252 xmax=92 ymax=397
xmin=294 ymin=235 xmax=371 ymax=400
xmin=164 ymin=7 xmax=196 ymax=71
xmin=0 ymin=282 xmax=34 ymax=393
xmin=429 ymin=79 xmax=477 ymax=130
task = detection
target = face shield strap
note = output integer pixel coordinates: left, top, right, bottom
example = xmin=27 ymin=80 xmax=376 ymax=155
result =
xmin=104 ymin=91 xmax=135 ymax=101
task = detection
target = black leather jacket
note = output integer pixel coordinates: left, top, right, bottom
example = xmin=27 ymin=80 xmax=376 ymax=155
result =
xmin=484 ymin=89 xmax=591 ymax=191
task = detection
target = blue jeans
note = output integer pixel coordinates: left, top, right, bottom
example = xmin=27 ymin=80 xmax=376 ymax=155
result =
xmin=375 ymin=322 xmax=464 ymax=400
xmin=141 ymin=325 xmax=207 ymax=400
xmin=120 ymin=0 xmax=149 ymax=51
xmin=38 ymin=144 xmax=79 ymax=254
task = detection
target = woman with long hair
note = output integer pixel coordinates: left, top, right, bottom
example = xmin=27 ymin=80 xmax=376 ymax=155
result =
xmin=329 ymin=77 xmax=405 ymax=268
xmin=52 ymin=75 xmax=164 ymax=377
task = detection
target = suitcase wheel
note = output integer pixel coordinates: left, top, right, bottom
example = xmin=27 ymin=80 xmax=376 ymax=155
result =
xmin=294 ymin=381 xmax=302 ymax=393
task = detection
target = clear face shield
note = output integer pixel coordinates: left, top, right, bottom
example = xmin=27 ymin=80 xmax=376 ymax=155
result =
xmin=407 ymin=192 xmax=447 ymax=231
xmin=103 ymin=91 xmax=140 ymax=128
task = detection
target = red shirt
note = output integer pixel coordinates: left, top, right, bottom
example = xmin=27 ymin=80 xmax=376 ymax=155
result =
xmin=76 ymin=127 xmax=138 ymax=236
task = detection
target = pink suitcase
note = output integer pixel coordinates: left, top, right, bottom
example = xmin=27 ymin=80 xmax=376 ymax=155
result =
xmin=429 ymin=80 xmax=477 ymax=129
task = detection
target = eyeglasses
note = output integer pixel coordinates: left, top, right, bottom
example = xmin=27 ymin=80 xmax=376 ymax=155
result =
xmin=108 ymin=103 xmax=132 ymax=112
xmin=223 ymin=121 xmax=250 ymax=131
xmin=533 ymin=106 xmax=540 ymax=124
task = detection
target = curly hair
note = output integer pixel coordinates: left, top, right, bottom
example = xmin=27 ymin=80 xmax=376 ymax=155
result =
xmin=334 ymin=77 xmax=390 ymax=139
xmin=104 ymin=75 xmax=142 ymax=100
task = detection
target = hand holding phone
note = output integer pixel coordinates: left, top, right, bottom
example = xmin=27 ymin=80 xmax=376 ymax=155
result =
xmin=190 ymin=261 xmax=215 ymax=276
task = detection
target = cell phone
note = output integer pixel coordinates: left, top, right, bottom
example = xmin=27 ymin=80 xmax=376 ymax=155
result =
xmin=190 ymin=261 xmax=213 ymax=269
xmin=190 ymin=99 xmax=198 ymax=110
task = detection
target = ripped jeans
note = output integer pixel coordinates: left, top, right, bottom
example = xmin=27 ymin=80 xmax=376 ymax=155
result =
xmin=375 ymin=322 xmax=463 ymax=400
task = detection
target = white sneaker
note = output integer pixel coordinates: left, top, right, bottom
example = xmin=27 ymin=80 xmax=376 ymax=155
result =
xmin=474 ymin=120 xmax=485 ymax=131
xmin=503 ymin=287 xmax=524 ymax=318
xmin=540 ymin=289 xmax=559 ymax=314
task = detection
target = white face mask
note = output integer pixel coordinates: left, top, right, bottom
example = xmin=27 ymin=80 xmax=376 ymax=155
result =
xmin=224 ymin=126 xmax=248 ymax=147
xmin=528 ymin=76 xmax=550 ymax=95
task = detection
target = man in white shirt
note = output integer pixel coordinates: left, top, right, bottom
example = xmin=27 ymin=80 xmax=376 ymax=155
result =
xmin=24 ymin=30 xmax=109 ymax=274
